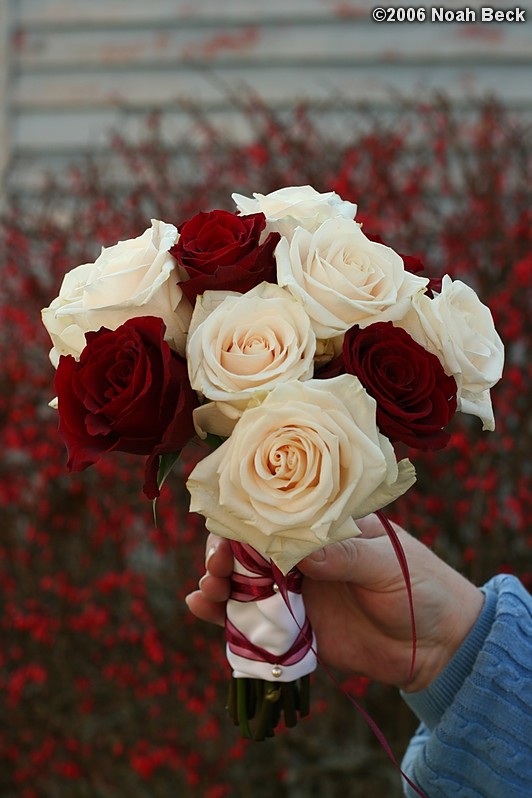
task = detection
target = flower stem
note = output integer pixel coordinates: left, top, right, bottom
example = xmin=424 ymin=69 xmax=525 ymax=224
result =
xmin=282 ymin=683 xmax=297 ymax=727
xmin=236 ymin=678 xmax=252 ymax=739
xmin=253 ymin=683 xmax=281 ymax=741
xmin=227 ymin=676 xmax=312 ymax=739
xmin=298 ymin=674 xmax=311 ymax=717
xmin=227 ymin=677 xmax=238 ymax=725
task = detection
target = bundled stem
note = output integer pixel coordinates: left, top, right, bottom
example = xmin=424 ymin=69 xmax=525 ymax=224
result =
xmin=226 ymin=676 xmax=311 ymax=741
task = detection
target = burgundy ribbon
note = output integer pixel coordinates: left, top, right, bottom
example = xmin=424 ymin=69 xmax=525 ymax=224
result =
xmin=225 ymin=615 xmax=313 ymax=665
xmin=225 ymin=541 xmax=311 ymax=666
xmin=229 ymin=541 xmax=303 ymax=602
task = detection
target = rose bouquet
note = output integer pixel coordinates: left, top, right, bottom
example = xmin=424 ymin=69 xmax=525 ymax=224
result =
xmin=42 ymin=185 xmax=504 ymax=741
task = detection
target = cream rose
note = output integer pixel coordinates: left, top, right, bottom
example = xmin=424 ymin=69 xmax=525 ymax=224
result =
xmin=187 ymin=376 xmax=416 ymax=573
xmin=276 ymin=218 xmax=428 ymax=341
xmin=187 ymin=283 xmax=316 ymax=437
xmin=232 ymin=185 xmax=357 ymax=239
xmin=41 ymin=219 xmax=192 ymax=365
xmin=395 ymin=275 xmax=504 ymax=430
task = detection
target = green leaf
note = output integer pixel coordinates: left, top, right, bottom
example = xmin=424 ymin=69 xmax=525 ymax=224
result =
xmin=152 ymin=450 xmax=181 ymax=525
xmin=157 ymin=450 xmax=182 ymax=489
xmin=203 ymin=433 xmax=226 ymax=450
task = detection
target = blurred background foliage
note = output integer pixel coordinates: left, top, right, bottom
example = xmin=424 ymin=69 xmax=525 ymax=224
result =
xmin=1 ymin=94 xmax=531 ymax=797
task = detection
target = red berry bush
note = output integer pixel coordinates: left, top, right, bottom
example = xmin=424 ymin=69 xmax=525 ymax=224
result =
xmin=1 ymin=96 xmax=531 ymax=798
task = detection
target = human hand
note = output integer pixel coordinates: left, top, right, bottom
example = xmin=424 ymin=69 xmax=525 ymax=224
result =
xmin=185 ymin=515 xmax=484 ymax=692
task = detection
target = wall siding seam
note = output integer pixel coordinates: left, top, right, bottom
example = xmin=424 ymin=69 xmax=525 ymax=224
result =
xmin=13 ymin=55 xmax=532 ymax=75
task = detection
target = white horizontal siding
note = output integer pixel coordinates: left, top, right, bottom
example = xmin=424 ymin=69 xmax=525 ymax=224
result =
xmin=2 ymin=0 xmax=532 ymax=196
xmin=15 ymin=22 xmax=532 ymax=67
xmin=15 ymin=0 xmax=387 ymax=26
xmin=0 ymin=2 xmax=10 ymax=185
xmin=15 ymin=0 xmax=532 ymax=26
xmin=14 ymin=64 xmax=531 ymax=112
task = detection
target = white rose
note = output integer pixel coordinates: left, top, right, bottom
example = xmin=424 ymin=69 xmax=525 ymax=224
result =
xmin=232 ymin=185 xmax=357 ymax=239
xmin=187 ymin=283 xmax=316 ymax=437
xmin=187 ymin=376 xmax=416 ymax=573
xmin=41 ymin=219 xmax=192 ymax=365
xmin=395 ymin=275 xmax=504 ymax=430
xmin=276 ymin=217 xmax=428 ymax=340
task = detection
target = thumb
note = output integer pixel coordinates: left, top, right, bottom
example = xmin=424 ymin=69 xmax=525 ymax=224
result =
xmin=298 ymin=535 xmax=401 ymax=587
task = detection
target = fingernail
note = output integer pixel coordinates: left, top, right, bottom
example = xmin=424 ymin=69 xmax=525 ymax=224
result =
xmin=307 ymin=548 xmax=326 ymax=562
xmin=205 ymin=544 xmax=217 ymax=569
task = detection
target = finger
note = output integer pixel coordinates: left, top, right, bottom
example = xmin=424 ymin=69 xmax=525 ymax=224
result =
xmin=205 ymin=535 xmax=234 ymax=578
xmin=298 ymin=533 xmax=408 ymax=587
xmin=185 ymin=590 xmax=226 ymax=627
xmin=198 ymin=572 xmax=231 ymax=603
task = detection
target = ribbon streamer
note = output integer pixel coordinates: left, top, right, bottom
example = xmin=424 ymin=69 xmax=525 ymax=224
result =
xmin=225 ymin=524 xmax=427 ymax=797
xmin=272 ymin=515 xmax=427 ymax=798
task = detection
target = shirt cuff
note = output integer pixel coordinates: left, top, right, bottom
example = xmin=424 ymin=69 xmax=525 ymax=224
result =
xmin=400 ymin=584 xmax=497 ymax=730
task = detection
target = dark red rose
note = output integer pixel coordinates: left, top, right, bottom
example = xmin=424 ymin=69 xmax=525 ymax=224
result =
xmin=364 ymin=231 xmax=426 ymax=274
xmin=425 ymin=276 xmax=443 ymax=297
xmin=170 ymin=210 xmax=280 ymax=302
xmin=364 ymin=231 xmax=442 ymax=296
xmin=54 ymin=316 xmax=198 ymax=499
xmin=314 ymin=353 xmax=345 ymax=379
xmin=342 ymin=322 xmax=457 ymax=450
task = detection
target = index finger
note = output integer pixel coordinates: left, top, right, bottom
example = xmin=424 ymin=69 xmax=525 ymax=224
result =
xmin=205 ymin=534 xmax=234 ymax=577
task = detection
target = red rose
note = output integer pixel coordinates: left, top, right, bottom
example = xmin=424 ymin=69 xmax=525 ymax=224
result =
xmin=54 ymin=316 xmax=198 ymax=499
xmin=364 ymin=231 xmax=426 ymax=274
xmin=170 ymin=210 xmax=280 ymax=302
xmin=342 ymin=322 xmax=457 ymax=450
xmin=364 ymin=231 xmax=443 ymax=296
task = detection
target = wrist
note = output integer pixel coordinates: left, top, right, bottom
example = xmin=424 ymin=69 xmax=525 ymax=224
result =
xmin=401 ymin=585 xmax=496 ymax=729
xmin=403 ymin=583 xmax=484 ymax=693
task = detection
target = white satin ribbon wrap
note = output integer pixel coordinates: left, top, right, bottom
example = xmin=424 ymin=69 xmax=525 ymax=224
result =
xmin=225 ymin=557 xmax=317 ymax=681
